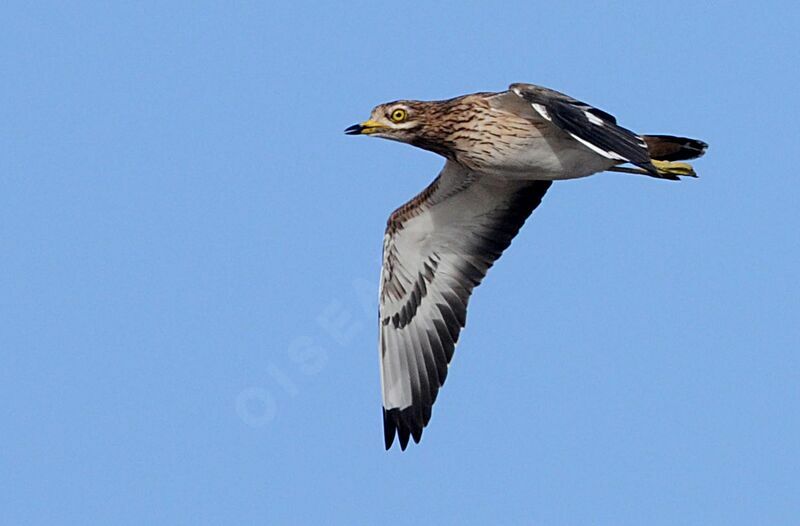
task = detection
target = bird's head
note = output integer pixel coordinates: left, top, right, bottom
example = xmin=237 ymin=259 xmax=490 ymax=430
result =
xmin=345 ymin=101 xmax=429 ymax=144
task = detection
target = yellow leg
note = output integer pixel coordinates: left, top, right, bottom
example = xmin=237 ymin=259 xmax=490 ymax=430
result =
xmin=652 ymin=160 xmax=697 ymax=177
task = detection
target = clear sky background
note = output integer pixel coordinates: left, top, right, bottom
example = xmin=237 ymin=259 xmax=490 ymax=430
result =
xmin=2 ymin=1 xmax=798 ymax=524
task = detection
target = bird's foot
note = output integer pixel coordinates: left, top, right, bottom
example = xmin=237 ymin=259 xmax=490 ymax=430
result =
xmin=651 ymin=160 xmax=697 ymax=178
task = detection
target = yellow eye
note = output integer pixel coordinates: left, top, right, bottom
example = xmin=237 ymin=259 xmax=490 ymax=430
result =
xmin=390 ymin=108 xmax=407 ymax=123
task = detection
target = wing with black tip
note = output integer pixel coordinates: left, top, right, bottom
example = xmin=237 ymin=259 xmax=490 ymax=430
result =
xmin=379 ymin=160 xmax=552 ymax=450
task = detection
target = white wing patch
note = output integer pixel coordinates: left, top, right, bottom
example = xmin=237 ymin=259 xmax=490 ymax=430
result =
xmin=567 ymin=132 xmax=627 ymax=161
xmin=531 ymin=103 xmax=551 ymax=122
xmin=584 ymin=110 xmax=605 ymax=126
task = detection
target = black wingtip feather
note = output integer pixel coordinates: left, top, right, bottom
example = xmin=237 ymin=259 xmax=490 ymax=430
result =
xmin=397 ymin=422 xmax=411 ymax=450
xmin=384 ymin=407 xmax=426 ymax=451
xmin=383 ymin=409 xmax=396 ymax=450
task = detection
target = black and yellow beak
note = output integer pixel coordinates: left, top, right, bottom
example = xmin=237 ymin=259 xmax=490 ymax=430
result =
xmin=344 ymin=120 xmax=386 ymax=135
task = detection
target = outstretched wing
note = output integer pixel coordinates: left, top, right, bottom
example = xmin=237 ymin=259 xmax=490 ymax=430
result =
xmin=379 ymin=161 xmax=552 ymax=450
xmin=508 ymin=83 xmax=667 ymax=178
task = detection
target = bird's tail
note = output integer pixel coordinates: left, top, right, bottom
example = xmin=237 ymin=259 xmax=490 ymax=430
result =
xmin=609 ymin=135 xmax=707 ymax=179
xmin=642 ymin=135 xmax=708 ymax=162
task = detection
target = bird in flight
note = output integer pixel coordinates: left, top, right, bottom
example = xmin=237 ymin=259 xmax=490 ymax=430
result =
xmin=345 ymin=83 xmax=707 ymax=450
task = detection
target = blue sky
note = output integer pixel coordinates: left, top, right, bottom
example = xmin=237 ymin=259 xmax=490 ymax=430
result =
xmin=2 ymin=1 xmax=798 ymax=524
